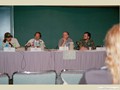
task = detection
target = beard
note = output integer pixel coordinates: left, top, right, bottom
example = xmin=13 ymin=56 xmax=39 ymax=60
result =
xmin=83 ymin=38 xmax=87 ymax=40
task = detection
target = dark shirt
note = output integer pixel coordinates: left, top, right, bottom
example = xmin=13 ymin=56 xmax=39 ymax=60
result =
xmin=78 ymin=39 xmax=95 ymax=49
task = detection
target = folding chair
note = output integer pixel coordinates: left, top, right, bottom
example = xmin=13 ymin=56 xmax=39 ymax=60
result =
xmin=13 ymin=70 xmax=57 ymax=84
xmin=60 ymin=69 xmax=85 ymax=84
xmin=79 ymin=68 xmax=113 ymax=84
xmin=0 ymin=73 xmax=10 ymax=84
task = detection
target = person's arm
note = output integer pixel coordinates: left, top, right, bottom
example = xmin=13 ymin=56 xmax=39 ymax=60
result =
xmin=2 ymin=42 xmax=6 ymax=48
xmin=90 ymin=40 xmax=96 ymax=49
xmin=25 ymin=39 xmax=33 ymax=47
xmin=2 ymin=41 xmax=11 ymax=48
xmin=14 ymin=38 xmax=20 ymax=48
xmin=78 ymin=39 xmax=83 ymax=49
xmin=79 ymin=39 xmax=88 ymax=50
xmin=40 ymin=40 xmax=46 ymax=48
xmin=69 ymin=38 xmax=75 ymax=48
xmin=80 ymin=46 xmax=88 ymax=50
xmin=69 ymin=38 xmax=73 ymax=42
xmin=58 ymin=39 xmax=63 ymax=47
xmin=43 ymin=42 xmax=46 ymax=48
xmin=61 ymin=39 xmax=66 ymax=46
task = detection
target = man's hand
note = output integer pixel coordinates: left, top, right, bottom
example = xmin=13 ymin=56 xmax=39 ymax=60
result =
xmin=61 ymin=38 xmax=67 ymax=46
xmin=80 ymin=46 xmax=88 ymax=50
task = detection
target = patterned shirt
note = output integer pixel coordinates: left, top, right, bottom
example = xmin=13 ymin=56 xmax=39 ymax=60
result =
xmin=77 ymin=39 xmax=95 ymax=49
xmin=26 ymin=39 xmax=46 ymax=48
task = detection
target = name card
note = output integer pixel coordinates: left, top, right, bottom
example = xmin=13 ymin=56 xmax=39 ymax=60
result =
xmin=63 ymin=51 xmax=76 ymax=60
xmin=59 ymin=46 xmax=69 ymax=51
xmin=96 ymin=47 xmax=106 ymax=51
xmin=3 ymin=47 xmax=15 ymax=52
xmin=30 ymin=47 xmax=42 ymax=52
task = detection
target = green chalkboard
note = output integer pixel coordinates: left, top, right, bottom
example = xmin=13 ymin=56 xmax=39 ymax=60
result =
xmin=14 ymin=6 xmax=119 ymax=49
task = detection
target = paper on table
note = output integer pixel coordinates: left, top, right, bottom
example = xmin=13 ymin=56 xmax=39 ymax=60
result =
xmin=30 ymin=47 xmax=42 ymax=52
xmin=96 ymin=47 xmax=106 ymax=51
xmin=63 ymin=51 xmax=76 ymax=60
xmin=3 ymin=47 xmax=15 ymax=52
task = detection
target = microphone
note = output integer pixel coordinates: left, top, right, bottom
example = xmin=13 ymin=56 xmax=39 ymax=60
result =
xmin=3 ymin=39 xmax=6 ymax=43
xmin=25 ymin=43 xmax=31 ymax=51
xmin=9 ymin=42 xmax=13 ymax=47
xmin=25 ymin=45 xmax=28 ymax=51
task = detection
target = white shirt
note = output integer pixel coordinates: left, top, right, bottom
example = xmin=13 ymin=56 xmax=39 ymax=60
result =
xmin=26 ymin=38 xmax=46 ymax=48
xmin=3 ymin=38 xmax=20 ymax=48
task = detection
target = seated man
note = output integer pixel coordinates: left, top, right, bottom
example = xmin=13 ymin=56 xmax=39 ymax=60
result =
xmin=25 ymin=32 xmax=46 ymax=48
xmin=77 ymin=32 xmax=95 ymax=50
xmin=2 ymin=32 xmax=20 ymax=48
xmin=58 ymin=31 xmax=74 ymax=48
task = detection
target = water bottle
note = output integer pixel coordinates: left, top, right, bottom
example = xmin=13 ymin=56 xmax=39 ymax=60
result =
xmin=34 ymin=40 xmax=37 ymax=47
xmin=5 ymin=42 xmax=9 ymax=47
xmin=69 ymin=42 xmax=74 ymax=50
xmin=41 ymin=42 xmax=44 ymax=50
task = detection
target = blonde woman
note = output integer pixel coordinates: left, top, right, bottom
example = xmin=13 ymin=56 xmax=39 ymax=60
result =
xmin=79 ymin=24 xmax=120 ymax=84
xmin=105 ymin=24 xmax=120 ymax=84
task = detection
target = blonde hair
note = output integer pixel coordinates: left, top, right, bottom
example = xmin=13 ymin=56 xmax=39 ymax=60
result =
xmin=105 ymin=24 xmax=120 ymax=84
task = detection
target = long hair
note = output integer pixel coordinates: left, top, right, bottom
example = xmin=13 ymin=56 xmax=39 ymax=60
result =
xmin=105 ymin=24 xmax=120 ymax=84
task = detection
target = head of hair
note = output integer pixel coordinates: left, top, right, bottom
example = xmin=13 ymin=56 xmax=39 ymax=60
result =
xmin=4 ymin=32 xmax=13 ymax=38
xmin=34 ymin=32 xmax=41 ymax=38
xmin=3 ymin=32 xmax=13 ymax=43
xmin=105 ymin=23 xmax=120 ymax=84
xmin=63 ymin=31 xmax=69 ymax=35
xmin=84 ymin=32 xmax=91 ymax=39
